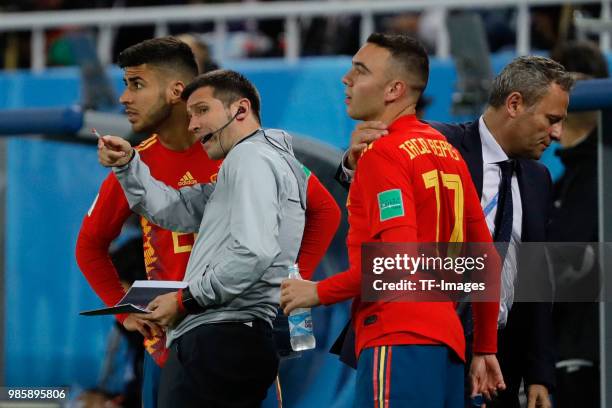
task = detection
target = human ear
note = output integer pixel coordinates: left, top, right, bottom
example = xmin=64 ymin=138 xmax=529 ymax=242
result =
xmin=506 ymin=92 xmax=524 ymax=118
xmin=168 ymin=81 xmax=185 ymax=104
xmin=385 ymin=80 xmax=406 ymax=103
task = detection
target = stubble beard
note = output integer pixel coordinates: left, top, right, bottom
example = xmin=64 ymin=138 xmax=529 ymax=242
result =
xmin=134 ymin=93 xmax=173 ymax=134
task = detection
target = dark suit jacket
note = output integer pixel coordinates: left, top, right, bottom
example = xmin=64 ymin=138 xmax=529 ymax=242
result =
xmin=429 ymin=120 xmax=556 ymax=397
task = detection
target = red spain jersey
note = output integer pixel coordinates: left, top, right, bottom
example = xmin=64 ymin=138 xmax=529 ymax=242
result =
xmin=134 ymin=136 xmax=223 ymax=281
xmin=77 ymin=136 xmax=221 ymax=364
xmin=77 ymin=135 xmax=341 ymax=366
xmin=80 ymin=136 xmax=221 ymax=286
xmin=317 ymin=115 xmax=498 ymax=360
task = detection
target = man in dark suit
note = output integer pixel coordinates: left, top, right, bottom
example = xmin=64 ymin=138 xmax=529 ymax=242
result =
xmin=337 ymin=56 xmax=574 ymax=408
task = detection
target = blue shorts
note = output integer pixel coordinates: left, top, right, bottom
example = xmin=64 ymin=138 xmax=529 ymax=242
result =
xmin=355 ymin=345 xmax=464 ymax=408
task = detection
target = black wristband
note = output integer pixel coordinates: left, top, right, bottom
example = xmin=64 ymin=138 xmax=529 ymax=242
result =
xmin=127 ymin=148 xmax=136 ymax=164
xmin=181 ymin=287 xmax=206 ymax=314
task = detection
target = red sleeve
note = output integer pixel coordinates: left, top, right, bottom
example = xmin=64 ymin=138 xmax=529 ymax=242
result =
xmin=75 ymin=173 xmax=133 ymax=323
xmin=462 ymin=163 xmax=499 ymax=353
xmin=317 ymin=147 xmax=417 ymax=305
xmin=360 ymin=148 xmax=418 ymax=240
xmin=296 ymin=173 xmax=341 ymax=280
xmin=317 ymin=267 xmax=357 ymax=305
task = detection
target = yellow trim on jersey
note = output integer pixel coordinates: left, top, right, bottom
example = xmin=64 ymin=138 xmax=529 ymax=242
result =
xmin=275 ymin=376 xmax=283 ymax=407
xmin=378 ymin=346 xmax=386 ymax=407
xmin=136 ymin=134 xmax=158 ymax=152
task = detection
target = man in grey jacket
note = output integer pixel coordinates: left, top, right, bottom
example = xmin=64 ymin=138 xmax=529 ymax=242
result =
xmin=98 ymin=69 xmax=307 ymax=408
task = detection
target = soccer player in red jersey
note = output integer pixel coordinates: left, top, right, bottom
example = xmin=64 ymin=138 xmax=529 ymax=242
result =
xmin=75 ymin=37 xmax=340 ymax=407
xmin=281 ymin=33 xmax=504 ymax=406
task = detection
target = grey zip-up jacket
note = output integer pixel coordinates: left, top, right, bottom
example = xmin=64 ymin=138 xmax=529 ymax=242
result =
xmin=113 ymin=128 xmax=307 ymax=345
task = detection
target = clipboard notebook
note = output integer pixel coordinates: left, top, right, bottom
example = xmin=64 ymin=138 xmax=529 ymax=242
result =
xmin=80 ymin=280 xmax=188 ymax=316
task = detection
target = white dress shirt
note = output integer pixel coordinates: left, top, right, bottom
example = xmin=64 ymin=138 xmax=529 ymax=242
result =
xmin=479 ymin=116 xmax=522 ymax=326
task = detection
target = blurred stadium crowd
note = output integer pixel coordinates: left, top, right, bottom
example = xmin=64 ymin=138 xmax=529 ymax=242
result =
xmin=0 ymin=0 xmax=609 ymax=67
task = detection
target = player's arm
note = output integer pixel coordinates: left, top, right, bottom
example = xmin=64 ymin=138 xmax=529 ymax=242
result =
xmin=314 ymin=266 xmax=358 ymax=306
xmin=461 ymin=165 xmax=506 ymax=397
xmin=462 ymin=167 xmax=500 ymax=354
xmin=318 ymin=147 xmax=417 ymax=305
xmin=335 ymin=122 xmax=389 ymax=188
xmin=75 ymin=173 xmax=133 ymax=324
xmin=296 ymin=172 xmax=341 ymax=280
xmin=313 ymin=224 xmax=415 ymax=307
xmin=112 ymin=149 xmax=214 ymax=233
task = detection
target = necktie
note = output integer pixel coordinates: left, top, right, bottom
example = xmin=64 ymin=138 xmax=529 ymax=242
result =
xmin=494 ymin=160 xmax=514 ymax=243
xmin=494 ymin=160 xmax=515 ymax=328
xmin=461 ymin=161 xmax=516 ymax=336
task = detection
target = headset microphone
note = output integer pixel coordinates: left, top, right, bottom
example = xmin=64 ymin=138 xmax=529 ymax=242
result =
xmin=200 ymin=107 xmax=246 ymax=144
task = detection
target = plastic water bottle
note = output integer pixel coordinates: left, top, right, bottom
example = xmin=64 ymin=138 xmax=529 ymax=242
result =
xmin=287 ymin=264 xmax=316 ymax=351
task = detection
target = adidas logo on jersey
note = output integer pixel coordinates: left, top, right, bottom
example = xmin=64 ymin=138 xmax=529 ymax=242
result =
xmin=178 ymin=171 xmax=197 ymax=186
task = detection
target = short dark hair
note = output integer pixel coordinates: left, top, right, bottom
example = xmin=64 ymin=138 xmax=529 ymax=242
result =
xmin=182 ymin=69 xmax=262 ymax=123
xmin=488 ymin=55 xmax=575 ymax=108
xmin=366 ymin=32 xmax=429 ymax=95
xmin=551 ymin=40 xmax=609 ymax=79
xmin=117 ymin=37 xmax=198 ymax=82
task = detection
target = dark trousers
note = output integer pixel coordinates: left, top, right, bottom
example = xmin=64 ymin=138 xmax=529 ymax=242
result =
xmin=462 ymin=305 xmax=522 ymax=408
xmin=463 ymin=326 xmax=523 ymax=408
xmin=158 ymin=321 xmax=279 ymax=408
xmin=485 ymin=326 xmax=521 ymax=408
xmin=555 ymin=365 xmax=599 ymax=408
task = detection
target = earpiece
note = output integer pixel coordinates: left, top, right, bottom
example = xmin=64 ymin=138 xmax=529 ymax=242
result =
xmin=237 ymin=107 xmax=246 ymax=115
